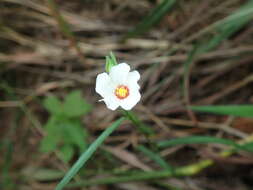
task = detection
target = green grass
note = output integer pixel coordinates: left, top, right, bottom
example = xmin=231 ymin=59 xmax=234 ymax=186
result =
xmin=183 ymin=0 xmax=253 ymax=116
xmin=124 ymin=0 xmax=177 ymax=39
xmin=157 ymin=136 xmax=253 ymax=151
xmin=55 ymin=117 xmax=125 ymax=190
xmin=191 ymin=105 xmax=253 ymax=118
xmin=137 ymin=145 xmax=172 ymax=170
xmin=0 ymin=140 xmax=14 ymax=189
xmin=1 ymin=1 xmax=253 ymax=189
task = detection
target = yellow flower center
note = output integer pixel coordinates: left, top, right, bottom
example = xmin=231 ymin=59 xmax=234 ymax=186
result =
xmin=115 ymin=85 xmax=129 ymax=99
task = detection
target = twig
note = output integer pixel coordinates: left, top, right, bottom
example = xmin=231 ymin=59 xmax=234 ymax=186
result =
xmin=197 ymin=74 xmax=253 ymax=104
xmin=45 ymin=0 xmax=87 ymax=67
xmin=161 ymin=117 xmax=247 ymax=138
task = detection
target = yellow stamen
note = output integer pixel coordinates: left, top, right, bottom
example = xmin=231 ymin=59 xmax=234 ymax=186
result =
xmin=115 ymin=85 xmax=129 ymax=99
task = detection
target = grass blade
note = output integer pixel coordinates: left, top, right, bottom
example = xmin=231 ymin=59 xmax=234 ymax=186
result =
xmin=124 ymin=0 xmax=177 ymax=39
xmin=55 ymin=117 xmax=125 ymax=190
xmin=158 ymin=136 xmax=253 ymax=152
xmin=122 ymin=110 xmax=154 ymax=135
xmin=1 ymin=140 xmax=14 ymax=189
xmin=137 ymin=145 xmax=172 ymax=170
xmin=198 ymin=0 xmax=253 ymax=54
xmin=157 ymin=136 xmax=244 ymax=150
xmin=67 ymin=170 xmax=174 ymax=188
xmin=67 ymin=135 xmax=253 ymax=188
xmin=186 ymin=0 xmax=253 ymax=43
xmin=191 ymin=105 xmax=253 ymax=118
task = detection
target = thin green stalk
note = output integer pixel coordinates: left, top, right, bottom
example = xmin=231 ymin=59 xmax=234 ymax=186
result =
xmin=122 ymin=110 xmax=157 ymax=151
xmin=67 ymin=170 xmax=173 ymax=188
xmin=137 ymin=145 xmax=172 ymax=170
xmin=1 ymin=140 xmax=14 ymax=189
xmin=185 ymin=1 xmax=253 ymax=42
xmin=122 ymin=110 xmax=154 ymax=135
xmin=66 ymin=160 xmax=211 ymax=188
xmin=55 ymin=117 xmax=125 ymax=190
xmin=67 ymin=134 xmax=253 ymax=188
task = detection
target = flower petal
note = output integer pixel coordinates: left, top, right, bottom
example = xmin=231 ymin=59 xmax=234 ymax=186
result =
xmin=119 ymin=90 xmax=141 ymax=110
xmin=103 ymin=96 xmax=120 ymax=110
xmin=127 ymin=70 xmax=141 ymax=90
xmin=109 ymin=63 xmax=130 ymax=84
xmin=128 ymin=70 xmax=140 ymax=82
xmin=95 ymin=72 xmax=113 ymax=98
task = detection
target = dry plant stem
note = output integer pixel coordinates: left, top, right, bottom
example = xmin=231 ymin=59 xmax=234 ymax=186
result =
xmin=1 ymin=43 xmax=252 ymax=67
xmin=68 ymin=134 xmax=253 ymax=188
xmin=23 ymin=81 xmax=74 ymax=104
xmin=169 ymin=0 xmax=213 ymax=39
xmin=184 ymin=2 xmax=253 ymax=43
xmin=184 ymin=68 xmax=197 ymax=125
xmin=184 ymin=50 xmax=198 ymax=125
xmin=0 ymin=100 xmax=21 ymax=107
xmin=172 ymin=0 xmax=240 ymax=40
xmin=139 ymin=105 xmax=170 ymax=133
xmin=0 ymin=25 xmax=34 ymax=46
xmin=17 ymin=66 xmax=91 ymax=84
xmin=197 ymin=74 xmax=253 ymax=104
xmin=45 ymin=0 xmax=86 ymax=66
xmin=133 ymin=45 xmax=253 ymax=65
xmin=161 ymin=117 xmax=247 ymax=138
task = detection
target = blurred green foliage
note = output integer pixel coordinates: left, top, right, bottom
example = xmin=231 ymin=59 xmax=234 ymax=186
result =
xmin=191 ymin=105 xmax=253 ymax=118
xmin=194 ymin=0 xmax=253 ymax=54
xmin=40 ymin=90 xmax=91 ymax=162
xmin=124 ymin=0 xmax=177 ymax=39
xmin=158 ymin=135 xmax=253 ymax=152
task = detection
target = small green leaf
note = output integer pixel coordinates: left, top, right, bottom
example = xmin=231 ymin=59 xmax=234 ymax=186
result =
xmin=59 ymin=145 xmax=74 ymax=163
xmin=105 ymin=52 xmax=118 ymax=73
xmin=55 ymin=117 xmax=125 ymax=190
xmin=190 ymin=105 xmax=253 ymax=118
xmin=44 ymin=116 xmax=62 ymax=138
xmin=63 ymin=91 xmax=91 ymax=117
xmin=109 ymin=52 xmax=118 ymax=65
xmin=61 ymin=121 xmax=88 ymax=152
xmin=105 ymin=56 xmax=112 ymax=73
xmin=40 ymin=135 xmax=58 ymax=153
xmin=43 ymin=96 xmax=63 ymax=115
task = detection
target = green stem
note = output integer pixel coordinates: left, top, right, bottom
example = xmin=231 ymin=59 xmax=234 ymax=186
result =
xmin=66 ymin=135 xmax=253 ymax=188
xmin=66 ymin=160 xmax=211 ymax=188
xmin=55 ymin=117 xmax=125 ymax=190
xmin=122 ymin=110 xmax=154 ymax=136
xmin=67 ymin=170 xmax=173 ymax=188
xmin=65 ymin=159 xmax=212 ymax=188
xmin=123 ymin=110 xmax=157 ymax=151
xmin=137 ymin=145 xmax=172 ymax=170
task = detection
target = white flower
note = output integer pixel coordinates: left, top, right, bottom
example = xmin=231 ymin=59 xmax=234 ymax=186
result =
xmin=95 ymin=63 xmax=141 ymax=110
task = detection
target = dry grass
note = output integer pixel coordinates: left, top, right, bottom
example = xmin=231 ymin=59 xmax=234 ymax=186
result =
xmin=1 ymin=0 xmax=253 ymax=189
